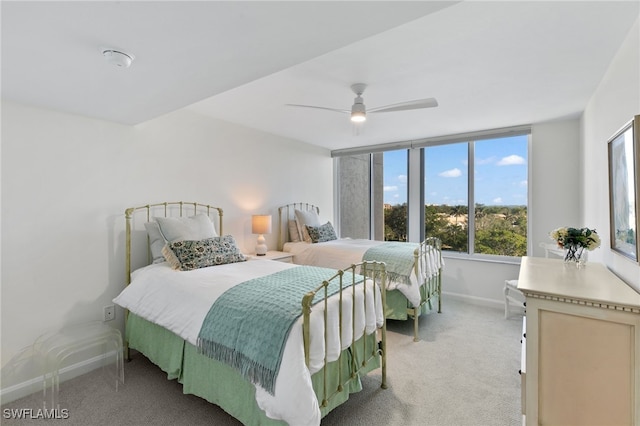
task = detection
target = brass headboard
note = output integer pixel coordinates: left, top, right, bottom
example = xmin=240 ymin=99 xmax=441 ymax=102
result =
xmin=277 ymin=202 xmax=319 ymax=250
xmin=124 ymin=201 xmax=223 ymax=285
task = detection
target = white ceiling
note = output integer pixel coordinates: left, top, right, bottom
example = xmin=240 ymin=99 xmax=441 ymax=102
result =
xmin=2 ymin=1 xmax=638 ymax=151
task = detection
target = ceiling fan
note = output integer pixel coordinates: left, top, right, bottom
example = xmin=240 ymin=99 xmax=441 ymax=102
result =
xmin=286 ymin=83 xmax=438 ymax=123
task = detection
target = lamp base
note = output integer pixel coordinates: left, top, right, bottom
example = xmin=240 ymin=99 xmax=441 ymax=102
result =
xmin=256 ymin=235 xmax=267 ymax=256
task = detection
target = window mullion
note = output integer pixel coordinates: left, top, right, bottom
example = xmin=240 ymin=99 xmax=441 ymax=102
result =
xmin=407 ymin=148 xmax=422 ymax=243
xmin=468 ymin=142 xmax=475 ymax=254
xmin=369 ymin=153 xmax=374 ymax=239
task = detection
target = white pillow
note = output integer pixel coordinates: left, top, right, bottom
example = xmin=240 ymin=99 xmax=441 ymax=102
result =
xmin=144 ymin=222 xmax=167 ymax=264
xmin=155 ymin=213 xmax=218 ymax=243
xmin=288 ymin=220 xmax=302 ymax=243
xmin=295 ymin=209 xmax=321 ymax=243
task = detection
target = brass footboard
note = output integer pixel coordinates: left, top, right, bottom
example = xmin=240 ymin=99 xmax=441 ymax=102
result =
xmin=409 ymin=236 xmax=443 ymax=342
xmin=301 ymin=261 xmax=387 ymax=409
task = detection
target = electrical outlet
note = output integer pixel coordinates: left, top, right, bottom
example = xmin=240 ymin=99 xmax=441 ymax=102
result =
xmin=103 ymin=305 xmax=115 ymax=322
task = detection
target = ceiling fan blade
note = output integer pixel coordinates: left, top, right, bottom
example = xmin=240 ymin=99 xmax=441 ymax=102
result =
xmin=369 ymin=98 xmax=438 ymax=114
xmin=285 ymin=104 xmax=349 ymax=114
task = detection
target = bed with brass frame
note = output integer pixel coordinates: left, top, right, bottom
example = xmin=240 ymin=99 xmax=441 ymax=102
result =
xmin=278 ymin=202 xmax=443 ymax=342
xmin=117 ymin=201 xmax=387 ymax=425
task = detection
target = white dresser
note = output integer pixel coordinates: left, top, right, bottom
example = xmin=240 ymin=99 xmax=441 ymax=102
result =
xmin=517 ymin=256 xmax=640 ymax=426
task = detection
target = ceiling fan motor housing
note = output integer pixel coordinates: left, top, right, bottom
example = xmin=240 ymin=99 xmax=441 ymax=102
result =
xmin=352 ymin=96 xmax=366 ymax=114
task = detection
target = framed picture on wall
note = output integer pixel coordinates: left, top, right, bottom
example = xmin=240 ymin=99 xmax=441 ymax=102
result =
xmin=608 ymin=114 xmax=640 ymax=262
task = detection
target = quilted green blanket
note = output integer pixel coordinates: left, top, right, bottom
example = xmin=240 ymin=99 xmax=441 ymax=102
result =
xmin=196 ymin=266 xmax=363 ymax=395
xmin=363 ymin=242 xmax=417 ymax=285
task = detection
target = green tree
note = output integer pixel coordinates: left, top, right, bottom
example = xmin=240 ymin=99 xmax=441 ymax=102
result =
xmin=449 ymin=205 xmax=466 ymax=226
xmin=384 ymin=204 xmax=407 ymax=241
xmin=475 ymin=228 xmax=527 ymax=256
xmin=425 ymin=205 xmax=448 ymax=236
xmin=384 ymin=203 xmax=526 ymax=256
xmin=475 ymin=204 xmax=487 ymax=230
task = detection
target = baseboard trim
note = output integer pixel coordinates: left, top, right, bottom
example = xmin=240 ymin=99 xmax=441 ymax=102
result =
xmin=0 ymin=350 xmax=119 ymax=406
xmin=442 ymin=291 xmax=505 ymax=310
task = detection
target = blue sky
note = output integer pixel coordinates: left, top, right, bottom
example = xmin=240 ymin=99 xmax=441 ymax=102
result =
xmin=383 ymin=135 xmax=528 ymax=206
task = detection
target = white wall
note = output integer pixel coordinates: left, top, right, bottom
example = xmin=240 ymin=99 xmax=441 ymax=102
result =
xmin=0 ymin=102 xmax=333 ymax=393
xmin=441 ymin=257 xmax=519 ymax=308
xmin=582 ymin=17 xmax=640 ymax=291
xmin=530 ymin=119 xmax=581 ymax=256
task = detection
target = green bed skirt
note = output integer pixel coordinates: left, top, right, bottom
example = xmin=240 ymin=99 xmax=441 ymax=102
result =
xmin=384 ymin=285 xmax=438 ymax=321
xmin=126 ymin=313 xmax=380 ymax=425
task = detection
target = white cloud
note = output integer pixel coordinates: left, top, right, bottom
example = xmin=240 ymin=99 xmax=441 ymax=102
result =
xmin=384 ymin=185 xmax=398 ymax=192
xmin=497 ymin=155 xmax=525 ymax=166
xmin=519 ymin=180 xmax=528 ymax=187
xmin=476 ymin=156 xmax=496 ymax=165
xmin=439 ymin=168 xmax=462 ymax=178
xmin=398 ymin=175 xmax=407 ymax=183
xmin=493 ymin=197 xmax=503 ymax=204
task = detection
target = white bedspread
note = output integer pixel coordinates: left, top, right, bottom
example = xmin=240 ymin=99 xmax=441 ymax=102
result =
xmin=284 ymin=238 xmax=443 ymax=307
xmin=113 ymin=260 xmax=383 ymax=426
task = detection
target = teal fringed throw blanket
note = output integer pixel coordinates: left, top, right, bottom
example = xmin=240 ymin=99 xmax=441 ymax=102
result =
xmin=363 ymin=242 xmax=417 ymax=286
xmin=197 ymin=266 xmax=363 ymax=395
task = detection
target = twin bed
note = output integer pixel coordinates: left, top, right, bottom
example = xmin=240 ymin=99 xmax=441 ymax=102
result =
xmin=278 ymin=203 xmax=443 ymax=342
xmin=114 ymin=202 xmax=388 ymax=425
xmin=114 ymin=200 xmax=443 ymax=424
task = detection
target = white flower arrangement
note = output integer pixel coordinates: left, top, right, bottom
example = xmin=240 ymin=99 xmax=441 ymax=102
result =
xmin=549 ymin=226 xmax=601 ymax=250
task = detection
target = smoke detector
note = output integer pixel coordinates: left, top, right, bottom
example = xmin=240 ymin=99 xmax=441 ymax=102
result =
xmin=102 ymin=49 xmax=134 ymax=68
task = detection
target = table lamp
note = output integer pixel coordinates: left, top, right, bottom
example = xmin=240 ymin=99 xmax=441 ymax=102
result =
xmin=252 ymin=214 xmax=272 ymax=256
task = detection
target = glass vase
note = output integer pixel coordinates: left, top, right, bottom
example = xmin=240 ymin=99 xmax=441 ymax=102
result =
xmin=564 ymin=244 xmax=586 ymax=267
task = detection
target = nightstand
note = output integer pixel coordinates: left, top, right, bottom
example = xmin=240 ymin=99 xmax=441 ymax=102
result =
xmin=247 ymin=250 xmax=293 ymax=263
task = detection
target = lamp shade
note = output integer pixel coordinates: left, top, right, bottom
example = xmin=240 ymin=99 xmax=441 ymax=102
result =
xmin=252 ymin=215 xmax=272 ymax=235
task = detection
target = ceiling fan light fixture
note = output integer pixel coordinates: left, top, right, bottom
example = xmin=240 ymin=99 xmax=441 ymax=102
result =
xmin=351 ymin=101 xmax=366 ymax=122
xmin=351 ymin=111 xmax=366 ymax=123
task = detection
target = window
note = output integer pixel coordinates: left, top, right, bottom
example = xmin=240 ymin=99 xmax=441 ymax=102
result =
xmin=424 ymin=143 xmax=469 ymax=252
xmin=424 ymin=135 xmax=528 ymax=256
xmin=383 ymin=150 xmax=408 ymax=241
xmin=473 ymin=136 xmax=528 ymax=256
xmin=335 ymin=127 xmax=530 ymax=258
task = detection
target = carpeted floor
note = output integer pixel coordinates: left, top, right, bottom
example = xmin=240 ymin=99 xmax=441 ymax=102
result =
xmin=2 ymin=298 xmax=523 ymax=425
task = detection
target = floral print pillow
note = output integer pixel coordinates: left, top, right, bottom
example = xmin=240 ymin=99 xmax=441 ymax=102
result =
xmin=162 ymin=235 xmax=246 ymax=271
xmin=305 ymin=222 xmax=337 ymax=243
